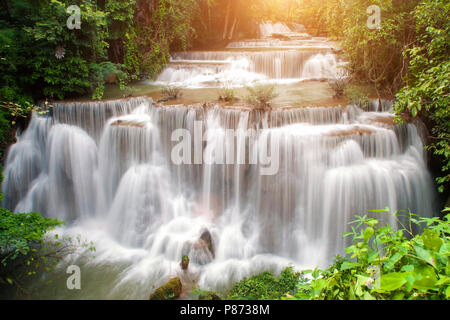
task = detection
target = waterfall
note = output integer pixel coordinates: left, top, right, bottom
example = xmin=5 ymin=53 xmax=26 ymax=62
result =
xmin=1 ymin=97 xmax=436 ymax=298
xmin=150 ymin=22 xmax=341 ymax=88
xmin=0 ymin=22 xmax=438 ymax=299
xmin=259 ymin=22 xmax=293 ymax=38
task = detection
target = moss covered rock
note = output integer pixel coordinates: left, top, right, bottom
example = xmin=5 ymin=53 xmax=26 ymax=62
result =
xmin=198 ymin=291 xmax=222 ymax=300
xmin=149 ymin=277 xmax=182 ymax=300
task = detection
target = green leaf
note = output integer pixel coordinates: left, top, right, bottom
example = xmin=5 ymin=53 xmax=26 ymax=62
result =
xmin=363 ymin=292 xmax=376 ymax=300
xmin=363 ymin=227 xmax=375 ymax=242
xmin=379 ymin=273 xmax=407 ymax=291
xmin=422 ymin=229 xmax=443 ymax=252
xmin=384 ymin=252 xmax=405 ymax=271
xmin=414 ymin=246 xmax=436 ymax=268
xmin=412 ymin=276 xmax=437 ymax=291
xmin=436 ymin=276 xmax=450 ymax=286
xmin=392 ymin=292 xmax=405 ymax=300
xmin=340 ymin=261 xmax=361 ymax=271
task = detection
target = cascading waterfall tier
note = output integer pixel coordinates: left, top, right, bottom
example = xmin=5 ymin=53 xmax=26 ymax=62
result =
xmin=2 ymin=96 xmax=436 ymax=298
xmin=150 ymin=23 xmax=343 ymax=88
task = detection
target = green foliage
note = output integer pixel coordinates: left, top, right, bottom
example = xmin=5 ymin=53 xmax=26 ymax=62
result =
xmin=329 ymin=69 xmax=349 ymax=98
xmin=0 ymin=173 xmax=95 ymax=294
xmin=161 ymin=86 xmax=183 ymax=100
xmin=289 ymin=209 xmax=450 ymax=300
xmin=0 ymin=209 xmax=62 ymax=265
xmin=394 ymin=0 xmax=450 ymax=192
xmin=246 ymin=84 xmax=279 ymax=109
xmin=0 ymin=0 xmax=199 ymax=105
xmin=149 ymin=277 xmax=182 ymax=300
xmin=345 ymin=85 xmax=370 ymax=107
xmin=218 ymin=87 xmax=237 ymax=103
xmin=0 ymin=207 xmax=65 ymax=291
xmin=122 ymin=0 xmax=198 ymax=79
xmin=227 ymin=266 xmax=305 ymax=300
xmin=191 ymin=287 xmax=222 ymax=300
xmin=89 ymin=62 xmax=128 ymax=100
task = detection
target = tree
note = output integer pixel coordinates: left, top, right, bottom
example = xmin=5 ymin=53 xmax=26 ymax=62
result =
xmin=394 ymin=0 xmax=450 ymax=193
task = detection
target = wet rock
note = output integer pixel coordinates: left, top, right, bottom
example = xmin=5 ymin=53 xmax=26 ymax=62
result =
xmin=181 ymin=255 xmax=190 ymax=270
xmin=200 ymin=230 xmax=215 ymax=258
xmin=149 ymin=277 xmax=182 ymax=300
xmin=181 ymin=230 xmax=216 ymax=265
xmin=199 ymin=291 xmax=222 ymax=300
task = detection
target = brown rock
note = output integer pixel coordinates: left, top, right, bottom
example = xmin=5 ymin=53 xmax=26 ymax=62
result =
xmin=149 ymin=277 xmax=182 ymax=300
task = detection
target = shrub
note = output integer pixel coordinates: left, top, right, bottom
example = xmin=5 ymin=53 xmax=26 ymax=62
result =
xmin=394 ymin=0 xmax=450 ymax=193
xmin=0 ymin=203 xmax=95 ymax=295
xmin=245 ymin=84 xmax=278 ymax=109
xmin=161 ymin=86 xmax=183 ymax=100
xmin=227 ymin=266 xmax=305 ymax=300
xmin=328 ymin=69 xmax=349 ymax=98
xmin=345 ymin=85 xmax=370 ymax=109
xmin=289 ymin=209 xmax=450 ymax=300
xmin=218 ymin=87 xmax=237 ymax=103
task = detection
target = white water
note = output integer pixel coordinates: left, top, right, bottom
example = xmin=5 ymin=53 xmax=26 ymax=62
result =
xmin=150 ymin=23 xmax=342 ymax=88
xmin=2 ymin=98 xmax=436 ymax=298
xmin=1 ymin=23 xmax=437 ymax=299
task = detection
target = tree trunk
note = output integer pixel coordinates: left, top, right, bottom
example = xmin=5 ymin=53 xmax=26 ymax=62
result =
xmin=222 ymin=0 xmax=232 ymax=40
xmin=228 ymin=15 xmax=238 ymax=40
xmin=2 ymin=0 xmax=11 ymax=20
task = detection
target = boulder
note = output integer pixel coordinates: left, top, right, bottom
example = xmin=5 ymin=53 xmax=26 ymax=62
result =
xmin=149 ymin=277 xmax=182 ymax=300
xmin=199 ymin=291 xmax=222 ymax=300
xmin=180 ymin=255 xmax=190 ymax=270
xmin=200 ymin=230 xmax=215 ymax=258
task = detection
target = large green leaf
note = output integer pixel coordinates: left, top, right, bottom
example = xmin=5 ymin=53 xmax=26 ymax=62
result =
xmin=414 ymin=246 xmax=436 ymax=268
xmin=379 ymin=272 xmax=407 ymax=291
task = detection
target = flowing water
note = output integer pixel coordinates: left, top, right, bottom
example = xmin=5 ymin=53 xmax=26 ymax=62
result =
xmin=1 ymin=23 xmax=437 ymax=299
xmin=150 ymin=22 xmax=341 ymax=88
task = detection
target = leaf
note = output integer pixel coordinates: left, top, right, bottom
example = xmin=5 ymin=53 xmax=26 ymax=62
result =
xmin=363 ymin=291 xmax=376 ymax=300
xmin=363 ymin=227 xmax=375 ymax=242
xmin=356 ymin=275 xmax=371 ymax=296
xmin=384 ymin=252 xmax=405 ymax=271
xmin=435 ymin=276 xmax=450 ymax=286
xmin=369 ymin=207 xmax=390 ymax=213
xmin=340 ymin=261 xmax=361 ymax=271
xmin=400 ymin=264 xmax=414 ymax=273
xmin=414 ymin=246 xmax=436 ymax=268
xmin=379 ymin=273 xmax=407 ymax=291
xmin=312 ymin=268 xmax=321 ymax=279
xmin=422 ymin=229 xmax=443 ymax=252
xmin=392 ymin=292 xmax=405 ymax=300
xmin=412 ymin=276 xmax=437 ymax=291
